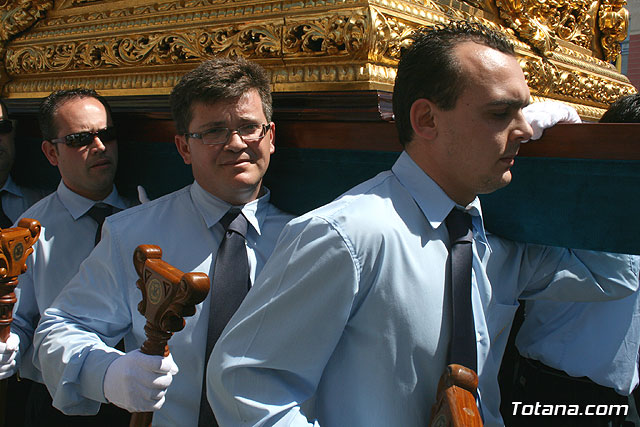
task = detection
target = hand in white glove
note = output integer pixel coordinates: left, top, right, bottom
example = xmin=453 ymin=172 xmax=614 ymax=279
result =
xmin=103 ymin=349 xmax=179 ymax=413
xmin=0 ymin=332 xmax=19 ymax=380
xmin=523 ymin=101 xmax=582 ymax=141
xmin=137 ymin=185 xmax=151 ymax=204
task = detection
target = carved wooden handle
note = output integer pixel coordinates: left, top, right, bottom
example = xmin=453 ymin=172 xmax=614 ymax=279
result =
xmin=0 ymin=218 xmax=41 ymax=342
xmin=129 ymin=244 xmax=210 ymax=427
xmin=429 ymin=364 xmax=483 ymax=427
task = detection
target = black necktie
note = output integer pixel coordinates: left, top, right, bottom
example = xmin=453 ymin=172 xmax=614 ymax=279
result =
xmin=199 ymin=209 xmax=250 ymax=426
xmin=85 ymin=203 xmax=114 ymax=246
xmin=446 ymin=208 xmax=477 ymax=373
xmin=0 ymin=191 xmax=13 ymax=229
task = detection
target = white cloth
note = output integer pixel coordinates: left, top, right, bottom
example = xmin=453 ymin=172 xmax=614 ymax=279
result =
xmin=34 ymin=182 xmax=293 ymax=425
xmin=11 ymin=181 xmax=132 ymax=382
xmin=103 ymin=350 xmax=179 ymax=413
xmin=523 ymin=100 xmax=582 ymax=140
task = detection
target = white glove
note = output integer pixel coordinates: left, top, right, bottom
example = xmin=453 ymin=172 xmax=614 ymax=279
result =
xmin=523 ymin=101 xmax=582 ymax=141
xmin=103 ymin=349 xmax=179 ymax=413
xmin=137 ymin=185 xmax=151 ymax=204
xmin=0 ymin=332 xmax=19 ymax=380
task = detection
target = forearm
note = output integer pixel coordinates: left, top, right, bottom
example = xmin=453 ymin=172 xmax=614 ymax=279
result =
xmin=34 ymin=308 xmax=122 ymax=414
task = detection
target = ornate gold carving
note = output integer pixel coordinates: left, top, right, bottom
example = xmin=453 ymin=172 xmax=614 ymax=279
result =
xmin=6 ymin=24 xmax=282 ymax=74
xmin=0 ymin=0 xmax=635 ymax=112
xmin=495 ymin=0 xmax=598 ymax=55
xmin=520 ymin=57 xmax=634 ymax=105
xmin=0 ymin=0 xmax=53 ymax=42
xmin=283 ymin=12 xmax=367 ymax=57
xmin=598 ymin=0 xmax=628 ymax=62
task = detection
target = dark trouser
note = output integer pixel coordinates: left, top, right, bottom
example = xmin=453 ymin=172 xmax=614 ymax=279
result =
xmin=508 ymin=356 xmax=638 ymax=427
xmin=4 ymin=374 xmax=33 ymax=426
xmin=24 ymin=381 xmax=131 ymax=427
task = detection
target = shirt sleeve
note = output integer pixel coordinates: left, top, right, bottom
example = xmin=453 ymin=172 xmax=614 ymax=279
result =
xmin=33 ymin=223 xmax=133 ymax=415
xmin=487 ymin=236 xmax=639 ymax=302
xmin=12 ymin=251 xmax=38 ymax=365
xmin=208 ymin=216 xmax=359 ymax=426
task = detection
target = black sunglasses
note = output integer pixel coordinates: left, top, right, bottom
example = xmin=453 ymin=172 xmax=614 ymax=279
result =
xmin=0 ymin=119 xmax=14 ymax=134
xmin=50 ymin=126 xmax=117 ymax=148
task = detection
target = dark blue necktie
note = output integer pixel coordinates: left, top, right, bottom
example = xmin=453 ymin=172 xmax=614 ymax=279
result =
xmin=0 ymin=191 xmax=13 ymax=229
xmin=85 ymin=203 xmax=115 ymax=246
xmin=199 ymin=209 xmax=250 ymax=426
xmin=446 ymin=208 xmax=477 ymax=373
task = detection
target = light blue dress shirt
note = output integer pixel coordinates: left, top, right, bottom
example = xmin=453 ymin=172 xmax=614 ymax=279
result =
xmin=1 ymin=175 xmax=47 ymax=223
xmin=34 ymin=182 xmax=293 ymax=426
xmin=208 ymin=151 xmax=639 ymax=427
xmin=12 ymin=180 xmax=132 ymax=383
xmin=516 ymin=290 xmax=640 ymax=395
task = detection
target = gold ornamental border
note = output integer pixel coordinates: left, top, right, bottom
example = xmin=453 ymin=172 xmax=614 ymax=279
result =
xmin=0 ymin=0 xmax=635 ymax=117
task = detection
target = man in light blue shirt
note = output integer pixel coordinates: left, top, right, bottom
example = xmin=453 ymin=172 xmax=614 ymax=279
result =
xmin=33 ymin=58 xmax=293 ymax=426
xmin=1 ymin=89 xmax=135 ymax=426
xmin=0 ymin=99 xmax=47 ymax=227
xmin=511 ymin=93 xmax=640 ymax=427
xmin=208 ymin=20 xmax=639 ymax=427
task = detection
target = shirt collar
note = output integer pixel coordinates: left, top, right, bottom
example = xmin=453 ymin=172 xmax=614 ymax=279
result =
xmin=189 ymin=181 xmax=271 ymax=236
xmin=56 ymin=180 xmax=126 ymax=220
xmin=391 ymin=151 xmax=489 ymax=248
xmin=1 ymin=176 xmax=23 ymax=198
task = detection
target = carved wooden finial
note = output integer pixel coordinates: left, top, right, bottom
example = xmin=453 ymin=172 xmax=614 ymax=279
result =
xmin=429 ymin=364 xmax=483 ymax=427
xmin=0 ymin=218 xmax=40 ymax=342
xmin=130 ymin=244 xmax=210 ymax=427
xmin=133 ymin=244 xmax=210 ymax=357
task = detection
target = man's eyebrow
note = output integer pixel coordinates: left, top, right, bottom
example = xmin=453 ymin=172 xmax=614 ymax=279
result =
xmin=194 ymin=121 xmax=227 ymax=130
xmin=485 ymin=99 xmax=530 ymax=109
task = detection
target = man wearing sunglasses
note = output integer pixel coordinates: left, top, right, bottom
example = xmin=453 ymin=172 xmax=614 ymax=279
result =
xmin=0 ymin=99 xmax=47 ymax=228
xmin=0 ymin=88 xmax=136 ymax=425
xmin=32 ymin=58 xmax=292 ymax=426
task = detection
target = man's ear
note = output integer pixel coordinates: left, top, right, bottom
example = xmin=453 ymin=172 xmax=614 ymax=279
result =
xmin=41 ymin=140 xmax=59 ymax=166
xmin=409 ymin=98 xmax=437 ymax=140
xmin=175 ymin=134 xmax=192 ymax=165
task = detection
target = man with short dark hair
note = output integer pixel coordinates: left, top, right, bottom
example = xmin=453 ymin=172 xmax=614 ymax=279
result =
xmin=33 ymin=58 xmax=293 ymax=426
xmin=0 ymin=98 xmax=50 ymax=427
xmin=0 ymin=88 xmax=135 ymax=425
xmin=0 ymin=99 xmax=46 ymax=227
xmin=208 ymin=21 xmax=638 ymax=426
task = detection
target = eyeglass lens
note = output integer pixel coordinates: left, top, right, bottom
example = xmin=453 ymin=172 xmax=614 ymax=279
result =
xmin=202 ymin=124 xmax=266 ymax=145
xmin=60 ymin=127 xmax=117 ymax=147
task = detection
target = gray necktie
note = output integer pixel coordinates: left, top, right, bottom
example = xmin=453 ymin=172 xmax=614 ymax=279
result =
xmin=199 ymin=209 xmax=250 ymax=426
xmin=445 ymin=207 xmax=477 ymax=373
xmin=85 ymin=203 xmax=115 ymax=246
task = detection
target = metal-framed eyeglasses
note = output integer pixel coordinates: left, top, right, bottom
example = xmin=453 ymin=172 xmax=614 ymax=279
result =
xmin=184 ymin=123 xmax=271 ymax=146
xmin=50 ymin=126 xmax=117 ymax=148
xmin=0 ymin=119 xmax=14 ymax=135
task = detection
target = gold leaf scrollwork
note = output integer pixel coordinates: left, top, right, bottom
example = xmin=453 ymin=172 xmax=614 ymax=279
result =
xmin=369 ymin=7 xmax=414 ymax=64
xmin=0 ymin=0 xmax=53 ymax=42
xmin=199 ymin=26 xmax=280 ymax=58
xmin=598 ymin=0 xmax=628 ymax=62
xmin=495 ymin=0 xmax=595 ymax=56
xmin=520 ymin=56 xmax=634 ymax=104
xmin=5 ymin=25 xmax=281 ymax=75
xmin=283 ymin=12 xmax=367 ymax=56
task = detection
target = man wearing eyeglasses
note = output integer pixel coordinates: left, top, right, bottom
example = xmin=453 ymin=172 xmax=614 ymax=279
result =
xmin=31 ymin=58 xmax=292 ymax=426
xmin=0 ymin=88 xmax=136 ymax=426
xmin=0 ymin=99 xmax=47 ymax=228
